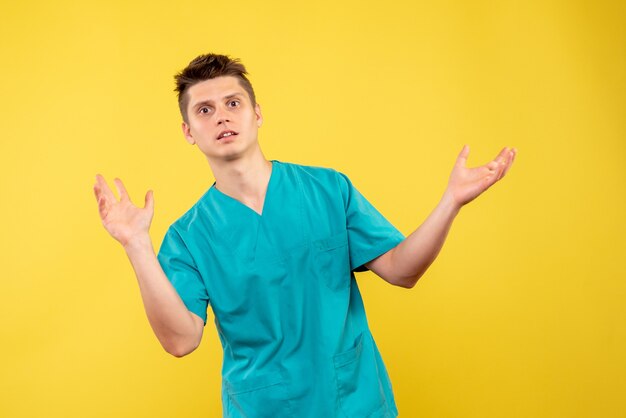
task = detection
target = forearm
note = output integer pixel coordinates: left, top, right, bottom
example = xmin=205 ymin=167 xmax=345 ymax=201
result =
xmin=123 ymin=236 xmax=200 ymax=357
xmin=391 ymin=191 xmax=461 ymax=287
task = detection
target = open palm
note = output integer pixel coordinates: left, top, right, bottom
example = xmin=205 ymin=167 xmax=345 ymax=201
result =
xmin=446 ymin=145 xmax=516 ymax=207
xmin=93 ymin=174 xmax=154 ymax=247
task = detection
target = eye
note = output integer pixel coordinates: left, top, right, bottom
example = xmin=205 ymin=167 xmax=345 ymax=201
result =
xmin=198 ymin=106 xmax=212 ymax=114
xmin=228 ymin=100 xmax=240 ymax=108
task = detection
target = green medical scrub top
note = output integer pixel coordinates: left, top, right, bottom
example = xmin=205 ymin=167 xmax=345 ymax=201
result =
xmin=157 ymin=160 xmax=405 ymax=418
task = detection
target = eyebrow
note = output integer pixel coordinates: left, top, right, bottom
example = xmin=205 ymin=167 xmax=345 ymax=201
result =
xmin=191 ymin=93 xmax=243 ymax=110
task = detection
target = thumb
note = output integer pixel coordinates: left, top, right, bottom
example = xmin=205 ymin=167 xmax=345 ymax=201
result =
xmin=455 ymin=144 xmax=470 ymax=168
xmin=144 ymin=190 xmax=154 ymax=212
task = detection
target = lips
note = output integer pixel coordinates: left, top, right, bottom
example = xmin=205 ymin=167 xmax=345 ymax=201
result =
xmin=217 ymin=130 xmax=238 ymax=140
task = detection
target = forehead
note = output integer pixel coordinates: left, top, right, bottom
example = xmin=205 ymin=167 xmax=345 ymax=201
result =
xmin=186 ymin=76 xmax=248 ymax=105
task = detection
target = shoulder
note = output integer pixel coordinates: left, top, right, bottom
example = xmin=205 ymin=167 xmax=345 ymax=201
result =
xmin=276 ymin=161 xmax=355 ymax=209
xmin=166 ymin=187 xmax=213 ymax=235
xmin=276 ymin=160 xmax=347 ymax=186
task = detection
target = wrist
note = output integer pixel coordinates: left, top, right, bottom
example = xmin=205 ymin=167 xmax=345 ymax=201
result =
xmin=440 ymin=190 xmax=462 ymax=216
xmin=123 ymin=234 xmax=154 ymax=254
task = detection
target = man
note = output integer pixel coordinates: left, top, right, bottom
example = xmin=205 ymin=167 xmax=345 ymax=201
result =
xmin=93 ymin=54 xmax=516 ymax=417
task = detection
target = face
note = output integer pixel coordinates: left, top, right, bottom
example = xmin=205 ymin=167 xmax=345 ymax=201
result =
xmin=181 ymin=76 xmax=263 ymax=162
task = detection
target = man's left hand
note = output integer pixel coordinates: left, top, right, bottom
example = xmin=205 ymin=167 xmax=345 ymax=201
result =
xmin=444 ymin=145 xmax=517 ymax=208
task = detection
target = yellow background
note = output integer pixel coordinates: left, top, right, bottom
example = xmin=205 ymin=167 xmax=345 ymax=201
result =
xmin=1 ymin=0 xmax=625 ymax=416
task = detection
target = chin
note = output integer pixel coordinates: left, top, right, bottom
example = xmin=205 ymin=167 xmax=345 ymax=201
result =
xmin=222 ymin=153 xmax=243 ymax=162
xmin=204 ymin=140 xmax=256 ymax=162
xmin=206 ymin=148 xmax=246 ymax=162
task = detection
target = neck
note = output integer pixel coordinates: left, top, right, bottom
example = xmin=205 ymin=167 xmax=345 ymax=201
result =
xmin=208 ymin=150 xmax=273 ymax=213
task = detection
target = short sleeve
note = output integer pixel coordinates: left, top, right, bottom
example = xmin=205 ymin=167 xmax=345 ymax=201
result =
xmin=336 ymin=171 xmax=405 ymax=272
xmin=157 ymin=226 xmax=209 ymax=326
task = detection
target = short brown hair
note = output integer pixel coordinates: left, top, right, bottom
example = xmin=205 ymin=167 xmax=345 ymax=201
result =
xmin=174 ymin=53 xmax=257 ymax=122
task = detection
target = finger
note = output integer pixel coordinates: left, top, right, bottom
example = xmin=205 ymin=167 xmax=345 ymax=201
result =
xmin=501 ymin=149 xmax=516 ymax=177
xmin=486 ymin=153 xmax=506 ymax=183
xmin=114 ymin=178 xmax=131 ymax=202
xmin=93 ymin=184 xmax=101 ymax=201
xmin=94 ymin=184 xmax=106 ymax=207
xmin=455 ymin=144 xmax=470 ymax=168
xmin=496 ymin=149 xmax=512 ymax=181
xmin=481 ymin=147 xmax=508 ymax=175
xmin=485 ymin=171 xmax=499 ymax=189
xmin=97 ymin=195 xmax=108 ymax=219
xmin=481 ymin=160 xmax=498 ymax=178
xmin=494 ymin=147 xmax=512 ymax=180
xmin=496 ymin=162 xmax=506 ymax=181
xmin=144 ymin=190 xmax=154 ymax=212
xmin=492 ymin=147 xmax=509 ymax=165
xmin=95 ymin=174 xmax=117 ymax=202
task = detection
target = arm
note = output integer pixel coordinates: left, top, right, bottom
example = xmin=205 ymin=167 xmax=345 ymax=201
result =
xmin=93 ymin=175 xmax=203 ymax=357
xmin=366 ymin=145 xmax=517 ymax=288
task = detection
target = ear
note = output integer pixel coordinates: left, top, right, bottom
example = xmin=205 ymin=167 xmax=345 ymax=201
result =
xmin=181 ymin=121 xmax=195 ymax=145
xmin=254 ymin=103 xmax=263 ymax=127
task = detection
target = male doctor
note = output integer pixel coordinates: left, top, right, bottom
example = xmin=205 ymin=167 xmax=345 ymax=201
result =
xmin=94 ymin=53 xmax=516 ymax=417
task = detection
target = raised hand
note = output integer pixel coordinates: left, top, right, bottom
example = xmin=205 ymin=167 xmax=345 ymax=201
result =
xmin=93 ymin=174 xmax=154 ymax=248
xmin=445 ymin=145 xmax=516 ymax=208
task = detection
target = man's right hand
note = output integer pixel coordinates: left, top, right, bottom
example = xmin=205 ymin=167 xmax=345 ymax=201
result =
xmin=92 ymin=175 xmax=202 ymax=356
xmin=93 ymin=174 xmax=154 ymax=248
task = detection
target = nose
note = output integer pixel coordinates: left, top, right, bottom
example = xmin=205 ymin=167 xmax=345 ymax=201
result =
xmin=215 ymin=105 xmax=230 ymax=125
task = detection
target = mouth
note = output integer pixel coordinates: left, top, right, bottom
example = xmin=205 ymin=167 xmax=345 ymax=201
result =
xmin=217 ymin=130 xmax=238 ymax=140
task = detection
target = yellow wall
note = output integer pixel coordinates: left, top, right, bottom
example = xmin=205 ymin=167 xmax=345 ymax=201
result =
xmin=1 ymin=0 xmax=624 ymax=416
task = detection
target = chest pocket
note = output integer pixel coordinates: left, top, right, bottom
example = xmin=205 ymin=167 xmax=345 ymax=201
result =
xmin=312 ymin=230 xmax=350 ymax=291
